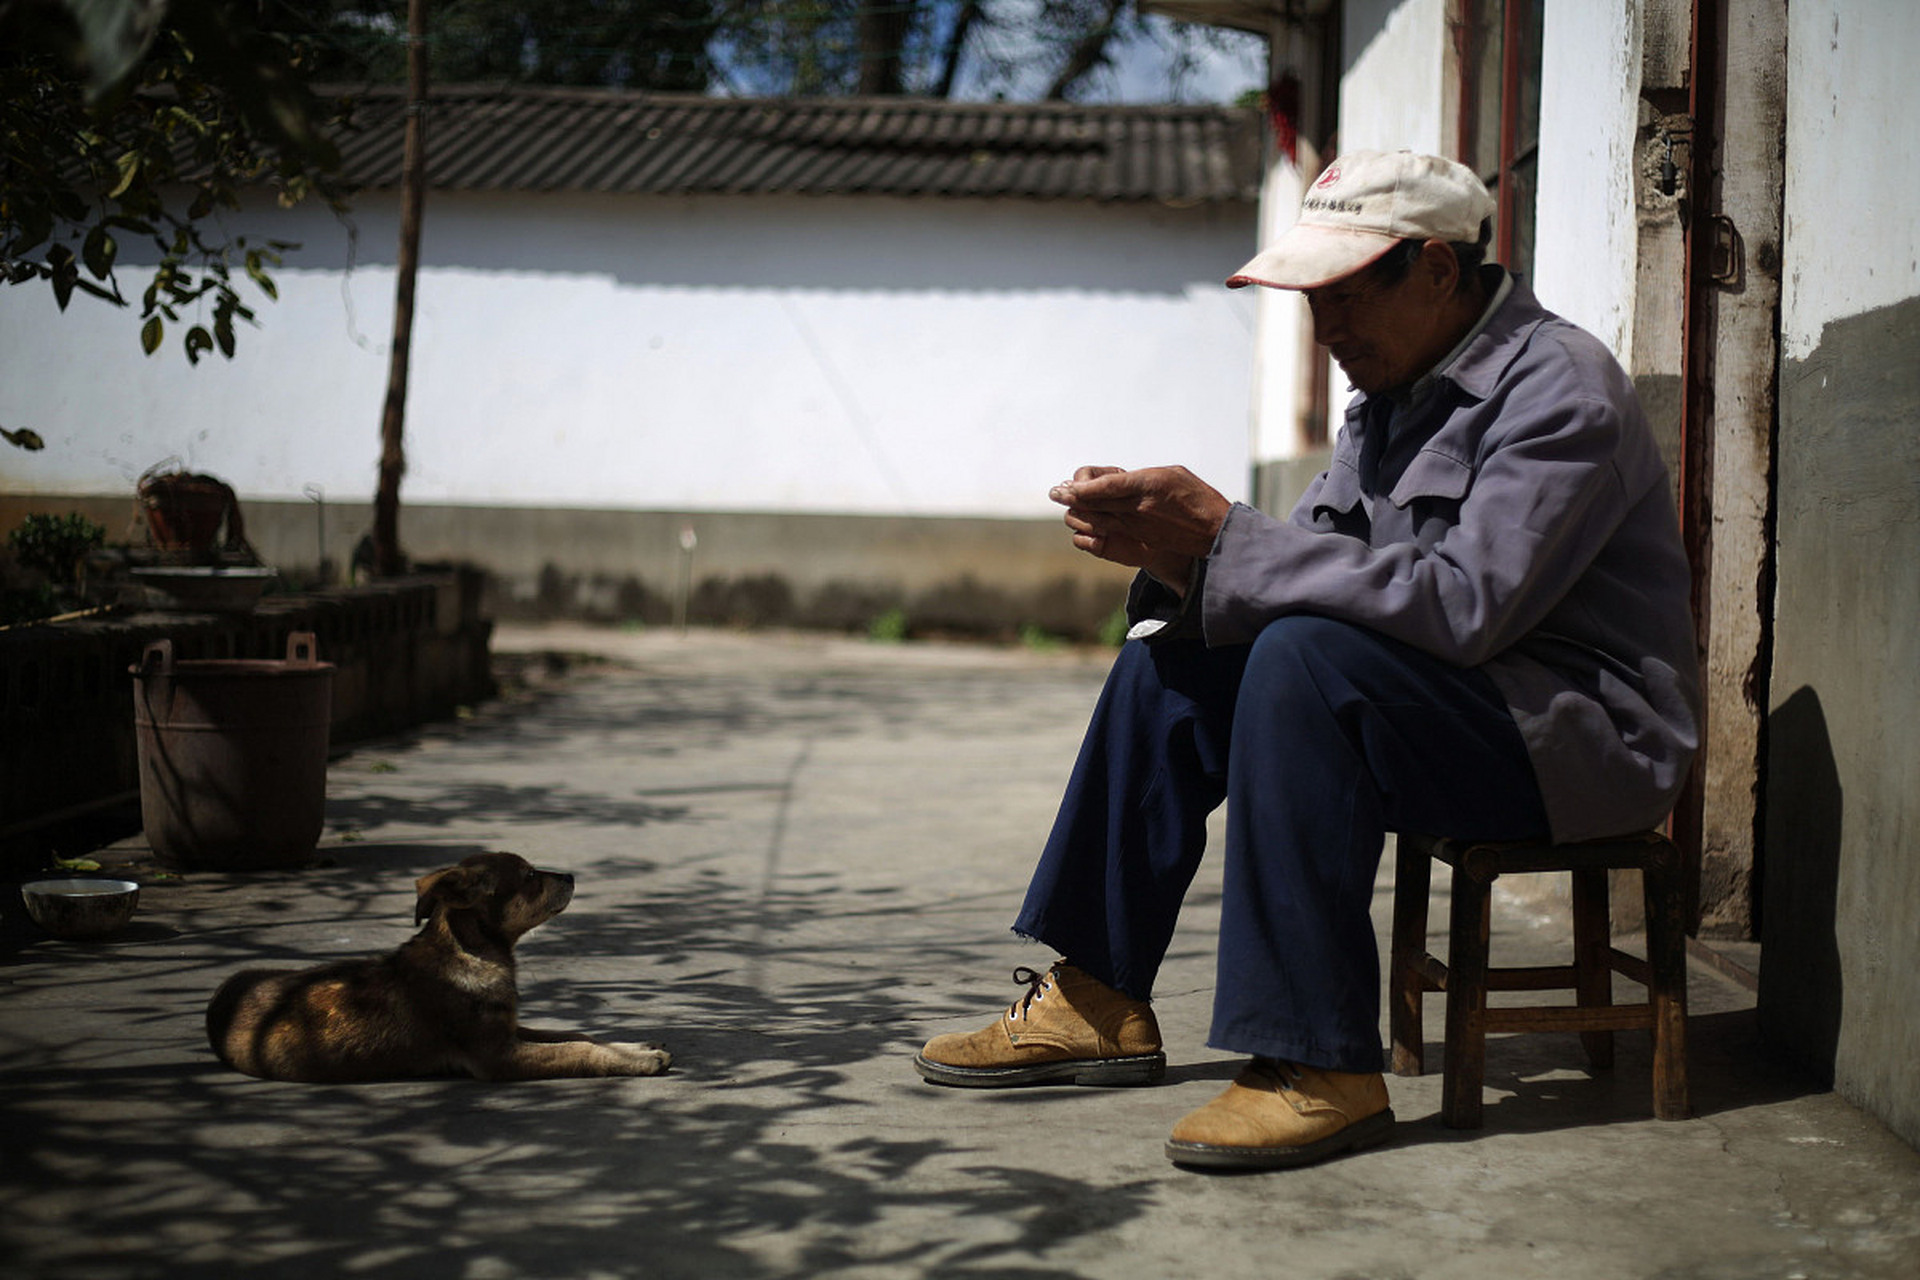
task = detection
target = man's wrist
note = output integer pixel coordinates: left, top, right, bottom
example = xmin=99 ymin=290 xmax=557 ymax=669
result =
xmin=1145 ymin=555 xmax=1198 ymax=598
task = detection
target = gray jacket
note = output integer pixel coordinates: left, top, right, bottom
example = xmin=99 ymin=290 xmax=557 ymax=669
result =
xmin=1131 ymin=277 xmax=1700 ymax=842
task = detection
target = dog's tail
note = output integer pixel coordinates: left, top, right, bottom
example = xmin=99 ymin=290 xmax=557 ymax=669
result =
xmin=204 ymin=972 xmax=254 ymax=1070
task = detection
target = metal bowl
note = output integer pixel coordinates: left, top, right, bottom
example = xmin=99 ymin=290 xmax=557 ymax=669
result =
xmin=129 ymin=566 xmax=277 ymax=614
xmin=21 ymin=878 xmax=141 ymax=939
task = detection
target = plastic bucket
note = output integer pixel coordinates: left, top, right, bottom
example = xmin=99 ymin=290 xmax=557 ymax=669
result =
xmin=132 ymin=632 xmax=334 ymax=870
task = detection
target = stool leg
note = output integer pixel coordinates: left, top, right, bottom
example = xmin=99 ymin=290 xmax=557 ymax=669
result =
xmin=1643 ymin=846 xmax=1692 ymax=1120
xmin=1390 ymin=835 xmax=1433 ymax=1077
xmin=1572 ymin=865 xmax=1616 ymax=1070
xmin=1442 ymin=856 xmax=1494 ymax=1129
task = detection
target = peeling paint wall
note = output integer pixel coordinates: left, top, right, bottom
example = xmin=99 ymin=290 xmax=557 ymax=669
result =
xmin=1691 ymin=0 xmax=1788 ymax=941
xmin=1765 ymin=293 xmax=1920 ymax=1143
xmin=1763 ymin=0 xmax=1920 ymax=1148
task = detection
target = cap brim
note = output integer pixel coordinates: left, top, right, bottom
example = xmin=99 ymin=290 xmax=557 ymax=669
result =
xmin=1225 ymin=225 xmax=1399 ymax=291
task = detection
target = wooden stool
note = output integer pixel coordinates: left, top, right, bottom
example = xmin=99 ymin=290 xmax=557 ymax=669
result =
xmin=1389 ymin=830 xmax=1690 ymax=1128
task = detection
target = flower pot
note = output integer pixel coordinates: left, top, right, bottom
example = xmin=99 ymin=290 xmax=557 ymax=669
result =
xmin=137 ymin=467 xmax=245 ymax=554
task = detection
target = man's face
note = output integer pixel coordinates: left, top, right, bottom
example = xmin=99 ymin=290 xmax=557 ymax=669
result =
xmin=1303 ymin=249 xmax=1456 ymax=394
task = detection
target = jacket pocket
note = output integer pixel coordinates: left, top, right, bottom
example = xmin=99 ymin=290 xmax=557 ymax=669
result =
xmin=1389 ymin=449 xmax=1473 ymax=549
xmin=1309 ymin=461 xmax=1369 ymax=536
xmin=1388 ymin=448 xmax=1473 ymax=508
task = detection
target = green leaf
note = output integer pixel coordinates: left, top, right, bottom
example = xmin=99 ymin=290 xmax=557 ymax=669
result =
xmin=47 ymin=247 xmax=76 ymax=311
xmin=82 ymin=226 xmax=118 ymax=279
xmin=108 ymin=151 xmax=143 ymax=200
xmin=74 ymin=278 xmax=124 ymax=305
xmin=52 ymin=189 xmax=92 ymax=224
xmin=4 ymin=10 xmax=338 ymax=365
xmin=167 ymin=105 xmax=209 ymax=136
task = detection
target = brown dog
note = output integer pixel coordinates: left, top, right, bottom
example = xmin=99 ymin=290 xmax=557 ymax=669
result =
xmin=206 ymin=852 xmax=671 ymax=1082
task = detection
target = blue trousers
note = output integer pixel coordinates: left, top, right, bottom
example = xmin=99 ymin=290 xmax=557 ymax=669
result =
xmin=1014 ymin=615 xmax=1549 ymax=1073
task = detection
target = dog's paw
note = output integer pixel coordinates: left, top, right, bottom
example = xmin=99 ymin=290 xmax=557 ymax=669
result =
xmin=613 ymin=1042 xmax=672 ymax=1075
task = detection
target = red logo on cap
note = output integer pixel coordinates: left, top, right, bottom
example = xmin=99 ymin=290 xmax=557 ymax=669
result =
xmin=1315 ymin=165 xmax=1341 ymax=188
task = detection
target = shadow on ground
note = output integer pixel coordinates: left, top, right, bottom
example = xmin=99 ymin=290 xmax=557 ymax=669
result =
xmin=0 ymin=852 xmax=1136 ymax=1280
xmin=3 ymin=831 xmax=1141 ymax=1279
xmin=1 ymin=637 xmax=1873 ymax=1280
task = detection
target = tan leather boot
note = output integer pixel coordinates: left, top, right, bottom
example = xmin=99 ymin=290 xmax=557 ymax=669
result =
xmin=915 ymin=962 xmax=1166 ymax=1087
xmin=1165 ymin=1057 xmax=1394 ymax=1169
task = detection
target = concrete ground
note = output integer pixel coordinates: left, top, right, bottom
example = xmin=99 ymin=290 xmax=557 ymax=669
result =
xmin=3 ymin=622 xmax=1918 ymax=1280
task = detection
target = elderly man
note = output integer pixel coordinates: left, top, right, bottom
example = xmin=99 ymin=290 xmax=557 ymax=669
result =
xmin=913 ymin=150 xmax=1701 ymax=1171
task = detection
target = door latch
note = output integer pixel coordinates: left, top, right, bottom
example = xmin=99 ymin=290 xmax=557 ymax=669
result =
xmin=1709 ymin=215 xmax=1743 ymax=287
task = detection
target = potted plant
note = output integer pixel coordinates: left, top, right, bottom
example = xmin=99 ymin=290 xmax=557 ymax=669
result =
xmin=2 ymin=511 xmax=106 ymax=623
xmin=136 ymin=463 xmax=248 ymax=555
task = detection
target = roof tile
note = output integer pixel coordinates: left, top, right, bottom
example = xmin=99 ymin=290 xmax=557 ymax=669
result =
xmin=324 ymin=86 xmax=1262 ymax=204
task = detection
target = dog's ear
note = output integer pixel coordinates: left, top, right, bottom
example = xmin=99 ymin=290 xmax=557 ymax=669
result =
xmin=414 ymin=864 xmax=490 ymax=925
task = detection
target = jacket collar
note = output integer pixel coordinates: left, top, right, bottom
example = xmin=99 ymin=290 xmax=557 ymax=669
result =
xmin=1343 ymin=269 xmax=1548 ymax=429
xmin=1434 ymin=270 xmax=1547 ymax=401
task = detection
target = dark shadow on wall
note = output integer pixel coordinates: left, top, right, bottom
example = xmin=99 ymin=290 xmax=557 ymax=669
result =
xmin=1757 ymin=685 xmax=1844 ymax=1088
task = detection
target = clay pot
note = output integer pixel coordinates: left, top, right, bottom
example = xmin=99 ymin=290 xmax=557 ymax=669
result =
xmin=137 ymin=468 xmax=242 ymax=553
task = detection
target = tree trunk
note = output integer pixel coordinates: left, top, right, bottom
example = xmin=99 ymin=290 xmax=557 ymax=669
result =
xmin=857 ymin=0 xmax=916 ymax=95
xmin=374 ymin=0 xmax=429 ymax=578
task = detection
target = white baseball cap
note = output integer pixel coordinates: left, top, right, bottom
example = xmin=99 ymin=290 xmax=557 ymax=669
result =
xmin=1227 ymin=150 xmax=1496 ymax=291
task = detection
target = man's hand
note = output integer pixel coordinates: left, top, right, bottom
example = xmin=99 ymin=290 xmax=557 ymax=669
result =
xmin=1048 ymin=466 xmax=1232 ymax=594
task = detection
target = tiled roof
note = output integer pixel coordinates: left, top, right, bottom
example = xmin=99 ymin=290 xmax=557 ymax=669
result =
xmin=323 ymin=86 xmax=1264 ymax=205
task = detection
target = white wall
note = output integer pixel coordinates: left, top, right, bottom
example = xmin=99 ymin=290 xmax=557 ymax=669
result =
xmin=1341 ymin=0 xmax=1449 ymax=155
xmin=1320 ymin=0 xmax=1449 ymax=444
xmin=0 ymin=191 xmax=1256 ymax=520
xmin=1237 ymin=0 xmax=1646 ymax=469
xmin=1780 ymin=0 xmax=1920 ymax=363
xmin=1531 ymin=0 xmax=1640 ymax=358
xmin=1227 ymin=0 xmax=1452 ymax=472
xmin=1339 ymin=0 xmax=1645 ymax=353
xmin=1246 ymin=154 xmax=1312 ymax=466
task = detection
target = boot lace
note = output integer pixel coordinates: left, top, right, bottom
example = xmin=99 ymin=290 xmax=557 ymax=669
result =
xmin=1248 ymin=1056 xmax=1307 ymax=1093
xmin=1006 ymin=965 xmax=1057 ymax=1021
